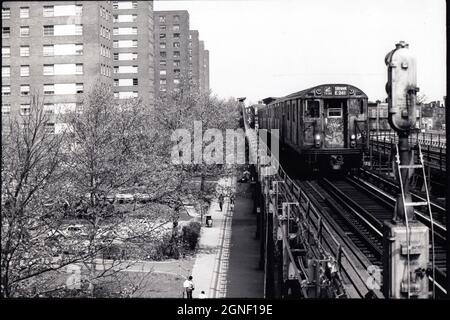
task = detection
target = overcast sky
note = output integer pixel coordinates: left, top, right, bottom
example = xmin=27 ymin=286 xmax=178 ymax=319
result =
xmin=154 ymin=0 xmax=446 ymax=104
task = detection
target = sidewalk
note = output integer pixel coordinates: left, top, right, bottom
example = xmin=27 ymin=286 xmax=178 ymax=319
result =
xmin=225 ymin=182 xmax=264 ymax=297
xmin=190 ymin=176 xmax=233 ymax=298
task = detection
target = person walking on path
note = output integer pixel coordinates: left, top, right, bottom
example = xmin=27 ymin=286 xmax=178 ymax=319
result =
xmin=198 ymin=291 xmax=207 ymax=299
xmin=183 ymin=276 xmax=195 ymax=299
xmin=218 ymin=194 xmax=224 ymax=211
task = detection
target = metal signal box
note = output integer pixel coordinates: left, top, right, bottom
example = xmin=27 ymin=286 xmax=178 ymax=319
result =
xmin=385 ymin=41 xmax=419 ymax=133
xmin=383 ymin=221 xmax=429 ymax=298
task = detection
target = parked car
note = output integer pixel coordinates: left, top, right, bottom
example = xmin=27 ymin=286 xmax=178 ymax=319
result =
xmin=115 ymin=193 xmax=134 ymax=204
xmin=134 ymin=193 xmax=151 ymax=203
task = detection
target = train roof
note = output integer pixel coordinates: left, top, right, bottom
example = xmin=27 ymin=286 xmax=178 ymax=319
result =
xmin=270 ymin=84 xmax=368 ymax=105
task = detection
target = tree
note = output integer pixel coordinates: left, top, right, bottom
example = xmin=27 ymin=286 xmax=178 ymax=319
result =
xmin=153 ymin=76 xmax=241 ymax=206
xmin=1 ymin=94 xmax=76 ymax=297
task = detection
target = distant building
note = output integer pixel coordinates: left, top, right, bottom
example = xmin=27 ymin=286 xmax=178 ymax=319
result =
xmin=153 ymin=10 xmax=190 ymax=99
xmin=421 ymin=100 xmax=445 ymax=130
xmin=368 ymin=101 xmax=421 ymax=132
xmin=199 ymin=40 xmax=209 ymax=94
xmin=153 ymin=10 xmax=210 ymax=99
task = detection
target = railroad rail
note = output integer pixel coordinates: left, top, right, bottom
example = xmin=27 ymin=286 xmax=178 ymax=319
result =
xmin=309 ymin=176 xmax=447 ymax=298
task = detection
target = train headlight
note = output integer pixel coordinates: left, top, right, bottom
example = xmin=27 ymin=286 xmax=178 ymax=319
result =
xmin=350 ymin=134 xmax=356 ymax=148
xmin=314 ymin=134 xmax=322 ymax=148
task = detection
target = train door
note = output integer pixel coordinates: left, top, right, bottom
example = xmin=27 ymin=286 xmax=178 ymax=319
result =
xmin=324 ymin=99 xmax=347 ymax=148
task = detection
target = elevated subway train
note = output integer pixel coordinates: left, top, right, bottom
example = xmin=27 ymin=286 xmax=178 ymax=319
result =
xmin=257 ymin=84 xmax=369 ymax=171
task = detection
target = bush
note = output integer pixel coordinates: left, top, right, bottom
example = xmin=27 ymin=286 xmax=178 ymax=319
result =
xmin=182 ymin=221 xmax=201 ymax=250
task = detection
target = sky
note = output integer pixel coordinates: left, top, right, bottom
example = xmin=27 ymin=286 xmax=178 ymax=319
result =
xmin=154 ymin=0 xmax=446 ymax=105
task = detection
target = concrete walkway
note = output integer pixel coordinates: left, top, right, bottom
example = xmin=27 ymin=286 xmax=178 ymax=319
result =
xmin=190 ymin=176 xmax=234 ymax=298
xmin=225 ymin=182 xmax=264 ymax=298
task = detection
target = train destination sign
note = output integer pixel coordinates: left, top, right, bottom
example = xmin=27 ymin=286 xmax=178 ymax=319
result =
xmin=334 ymin=86 xmax=348 ymax=96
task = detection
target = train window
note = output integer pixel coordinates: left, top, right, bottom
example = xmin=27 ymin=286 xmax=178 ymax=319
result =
xmin=305 ymin=100 xmax=320 ymax=118
xmin=327 ymin=108 xmax=342 ymax=118
xmin=287 ymin=101 xmax=290 ymax=120
xmin=360 ymin=100 xmax=364 ymax=114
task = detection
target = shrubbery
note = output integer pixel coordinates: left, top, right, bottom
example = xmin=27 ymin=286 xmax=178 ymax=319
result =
xmin=182 ymin=222 xmax=201 ymax=251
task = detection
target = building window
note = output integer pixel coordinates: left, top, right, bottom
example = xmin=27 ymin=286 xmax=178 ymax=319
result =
xmin=43 ymin=45 xmax=53 ymax=56
xmin=43 ymin=6 xmax=54 ymax=17
xmin=160 ymin=25 xmax=166 ymax=31
xmin=2 ymin=7 xmax=10 ymax=19
xmin=173 ymin=51 xmax=180 ymax=58
xmin=20 ymin=7 xmax=30 ymax=18
xmin=114 ymin=14 xmax=137 ymax=22
xmin=20 ymin=26 xmax=30 ymax=37
xmin=173 ymin=33 xmax=180 ymax=39
xmin=174 ymin=79 xmax=180 ymax=85
xmin=20 ymin=85 xmax=30 ymax=96
xmin=173 ymin=25 xmax=180 ymax=32
xmin=44 ymin=84 xmax=54 ymax=95
xmin=2 ymin=104 xmax=11 ymax=115
xmin=2 ymin=86 xmax=11 ymax=96
xmin=159 ymin=60 xmax=166 ymax=66
xmin=20 ymin=65 xmax=30 ymax=77
xmin=159 ymin=33 xmax=166 ymax=39
xmin=2 ymin=66 xmax=10 ymax=78
xmin=173 ymin=42 xmax=180 ymax=48
xmin=2 ymin=27 xmax=10 ymax=38
xmin=75 ymin=44 xmax=83 ymax=55
xmin=45 ymin=123 xmax=55 ymax=134
xmin=113 ymin=53 xmax=119 ymax=61
xmin=43 ymin=25 xmax=54 ymax=36
xmin=20 ymin=46 xmax=30 ymax=57
xmin=43 ymin=64 xmax=54 ymax=75
xmin=159 ymin=79 xmax=166 ymax=85
xmin=160 ymin=51 xmax=166 ymax=58
xmin=173 ymin=60 xmax=180 ymax=67
xmin=133 ymin=78 xmax=138 ymax=86
xmin=160 ymin=70 xmax=166 ymax=76
xmin=44 ymin=104 xmax=54 ymax=114
xmin=76 ymin=83 xmax=83 ymax=94
xmin=174 ymin=15 xmax=180 ymax=22
xmin=2 ymin=47 xmax=10 ymax=58
xmin=20 ymin=104 xmax=31 ymax=116
xmin=159 ymin=16 xmax=166 ymax=23
xmin=160 ymin=42 xmax=166 ymax=49
xmin=76 ymin=64 xmax=83 ymax=74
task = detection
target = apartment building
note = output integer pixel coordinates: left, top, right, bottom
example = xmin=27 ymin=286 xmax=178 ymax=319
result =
xmin=189 ymin=30 xmax=200 ymax=89
xmin=1 ymin=1 xmax=155 ymax=133
xmin=1 ymin=1 xmax=113 ymax=133
xmin=153 ymin=10 xmax=190 ymax=99
xmin=112 ymin=0 xmax=154 ymax=105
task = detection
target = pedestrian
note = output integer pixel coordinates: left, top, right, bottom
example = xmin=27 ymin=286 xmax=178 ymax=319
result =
xmin=230 ymin=194 xmax=235 ymax=205
xmin=218 ymin=194 xmax=224 ymax=211
xmin=183 ymin=276 xmax=195 ymax=299
xmin=198 ymin=291 xmax=207 ymax=299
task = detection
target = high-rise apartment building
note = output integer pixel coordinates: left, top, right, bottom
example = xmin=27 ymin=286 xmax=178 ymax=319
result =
xmin=153 ymin=10 xmax=190 ymax=99
xmin=189 ymin=30 xmax=200 ymax=89
xmin=1 ymin=1 xmax=154 ymax=133
xmin=112 ymin=0 xmax=154 ymax=106
xmin=2 ymin=1 xmax=113 ymax=133
xmin=154 ymin=10 xmax=210 ymax=99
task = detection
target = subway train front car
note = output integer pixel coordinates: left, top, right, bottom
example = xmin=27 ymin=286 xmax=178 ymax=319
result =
xmin=257 ymin=84 xmax=368 ymax=173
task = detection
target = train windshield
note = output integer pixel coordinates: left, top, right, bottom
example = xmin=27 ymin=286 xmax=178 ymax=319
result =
xmin=305 ymin=100 xmax=320 ymax=118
